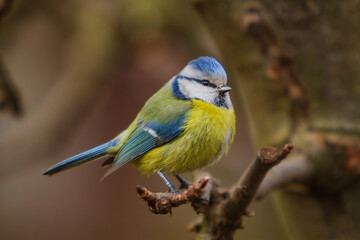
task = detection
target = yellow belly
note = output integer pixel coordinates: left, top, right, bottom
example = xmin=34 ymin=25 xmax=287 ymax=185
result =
xmin=133 ymin=99 xmax=236 ymax=174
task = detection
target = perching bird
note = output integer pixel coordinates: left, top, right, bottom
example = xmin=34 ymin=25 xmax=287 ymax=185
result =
xmin=43 ymin=56 xmax=236 ymax=192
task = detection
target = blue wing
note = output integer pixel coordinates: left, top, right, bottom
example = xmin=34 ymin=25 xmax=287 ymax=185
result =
xmin=101 ymin=118 xmax=186 ymax=179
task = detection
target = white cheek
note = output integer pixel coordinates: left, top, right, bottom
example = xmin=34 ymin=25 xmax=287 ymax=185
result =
xmin=179 ymin=80 xmax=218 ymax=104
xmin=224 ymin=94 xmax=233 ymax=108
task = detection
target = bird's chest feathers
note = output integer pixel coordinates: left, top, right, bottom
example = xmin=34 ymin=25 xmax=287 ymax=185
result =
xmin=185 ymin=100 xmax=235 ymax=148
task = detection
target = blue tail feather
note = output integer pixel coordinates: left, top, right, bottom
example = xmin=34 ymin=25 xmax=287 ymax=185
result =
xmin=43 ymin=139 xmax=119 ymax=176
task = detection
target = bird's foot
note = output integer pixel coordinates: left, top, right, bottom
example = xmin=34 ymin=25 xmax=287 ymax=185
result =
xmin=175 ymin=174 xmax=190 ymax=189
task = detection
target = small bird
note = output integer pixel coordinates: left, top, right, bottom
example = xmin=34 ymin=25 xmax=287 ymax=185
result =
xmin=43 ymin=56 xmax=236 ymax=192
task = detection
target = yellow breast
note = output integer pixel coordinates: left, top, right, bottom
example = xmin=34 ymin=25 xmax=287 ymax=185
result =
xmin=134 ymin=100 xmax=236 ymax=174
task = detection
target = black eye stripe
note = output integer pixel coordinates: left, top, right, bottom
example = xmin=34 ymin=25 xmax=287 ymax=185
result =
xmin=178 ymin=75 xmax=217 ymax=88
xmin=194 ymin=79 xmax=217 ymax=88
xmin=200 ymin=80 xmax=210 ymax=86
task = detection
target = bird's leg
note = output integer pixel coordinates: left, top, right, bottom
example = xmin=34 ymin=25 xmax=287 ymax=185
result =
xmin=156 ymin=171 xmax=179 ymax=193
xmin=175 ymin=174 xmax=190 ymax=189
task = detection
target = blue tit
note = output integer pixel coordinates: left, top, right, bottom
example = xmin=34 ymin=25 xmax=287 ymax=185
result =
xmin=43 ymin=56 xmax=236 ymax=192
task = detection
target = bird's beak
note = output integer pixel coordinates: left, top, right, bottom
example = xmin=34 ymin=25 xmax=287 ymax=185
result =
xmin=219 ymin=85 xmax=232 ymax=93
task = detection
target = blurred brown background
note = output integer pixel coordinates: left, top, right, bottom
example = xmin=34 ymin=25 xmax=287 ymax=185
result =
xmin=0 ymin=0 xmax=285 ymax=239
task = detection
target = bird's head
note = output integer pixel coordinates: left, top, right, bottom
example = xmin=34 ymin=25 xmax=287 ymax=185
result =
xmin=172 ymin=56 xmax=232 ymax=108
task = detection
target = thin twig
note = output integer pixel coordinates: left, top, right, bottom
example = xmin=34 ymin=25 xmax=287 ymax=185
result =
xmin=136 ymin=177 xmax=210 ymax=215
xmin=191 ymin=171 xmax=216 ymax=214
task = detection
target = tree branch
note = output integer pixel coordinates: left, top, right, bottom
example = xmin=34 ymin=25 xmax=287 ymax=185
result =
xmin=256 ymin=154 xmax=313 ymax=200
xmin=0 ymin=58 xmax=21 ymax=116
xmin=137 ymin=143 xmax=294 ymax=240
xmin=0 ymin=0 xmax=12 ymax=22
xmin=0 ymin=0 xmax=21 ymax=116
xmin=241 ymin=5 xmax=309 ymax=129
xmin=216 ymin=143 xmax=294 ymax=239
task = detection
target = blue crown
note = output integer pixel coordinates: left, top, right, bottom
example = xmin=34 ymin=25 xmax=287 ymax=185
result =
xmin=188 ymin=56 xmax=227 ymax=80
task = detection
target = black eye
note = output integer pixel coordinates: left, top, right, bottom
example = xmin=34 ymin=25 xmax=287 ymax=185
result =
xmin=200 ymin=80 xmax=210 ymax=86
